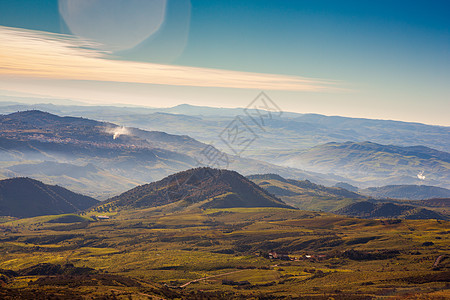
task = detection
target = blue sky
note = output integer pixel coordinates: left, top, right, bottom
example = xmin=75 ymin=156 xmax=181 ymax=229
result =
xmin=0 ymin=0 xmax=449 ymax=125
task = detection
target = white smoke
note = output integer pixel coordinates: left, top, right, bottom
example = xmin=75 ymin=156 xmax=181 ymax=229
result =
xmin=417 ymin=171 xmax=426 ymax=180
xmin=106 ymin=126 xmax=130 ymax=140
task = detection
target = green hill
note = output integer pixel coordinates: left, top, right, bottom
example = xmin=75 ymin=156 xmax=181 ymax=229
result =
xmin=105 ymin=168 xmax=292 ymax=211
xmin=248 ymin=174 xmax=366 ymax=211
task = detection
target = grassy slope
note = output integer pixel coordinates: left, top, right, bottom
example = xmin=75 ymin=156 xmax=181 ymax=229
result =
xmin=250 ymin=176 xmax=364 ymax=211
xmin=104 ymin=168 xmax=292 ymax=211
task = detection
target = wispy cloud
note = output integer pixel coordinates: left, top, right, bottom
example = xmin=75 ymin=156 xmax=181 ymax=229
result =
xmin=0 ymin=26 xmax=340 ymax=91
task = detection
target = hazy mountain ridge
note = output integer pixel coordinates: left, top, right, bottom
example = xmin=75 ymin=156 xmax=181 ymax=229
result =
xmin=248 ymin=174 xmax=364 ymax=199
xmin=360 ymin=184 xmax=450 ymax=200
xmin=1 ymin=103 xmax=448 ymax=152
xmin=1 ymin=107 xmax=448 ymax=198
xmin=271 ymin=141 xmax=450 ymax=189
xmin=0 ymin=110 xmax=201 ymax=198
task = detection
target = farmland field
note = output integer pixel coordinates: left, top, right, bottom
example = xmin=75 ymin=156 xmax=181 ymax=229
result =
xmin=1 ymin=208 xmax=448 ymax=299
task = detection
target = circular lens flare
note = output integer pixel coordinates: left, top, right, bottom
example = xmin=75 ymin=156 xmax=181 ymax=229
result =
xmin=59 ymin=0 xmax=167 ymax=51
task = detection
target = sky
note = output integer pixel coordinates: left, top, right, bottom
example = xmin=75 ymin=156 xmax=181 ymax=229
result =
xmin=0 ymin=0 xmax=449 ymax=125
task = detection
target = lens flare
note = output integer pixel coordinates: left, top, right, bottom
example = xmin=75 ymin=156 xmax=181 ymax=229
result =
xmin=59 ymin=0 xmax=167 ymax=51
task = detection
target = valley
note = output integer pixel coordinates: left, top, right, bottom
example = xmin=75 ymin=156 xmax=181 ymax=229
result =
xmin=0 ymin=108 xmax=448 ymax=299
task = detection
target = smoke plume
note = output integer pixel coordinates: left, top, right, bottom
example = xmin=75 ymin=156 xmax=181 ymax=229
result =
xmin=106 ymin=126 xmax=130 ymax=140
xmin=417 ymin=171 xmax=426 ymax=180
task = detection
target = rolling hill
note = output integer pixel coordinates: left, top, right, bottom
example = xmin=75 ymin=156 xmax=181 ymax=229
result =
xmin=0 ymin=177 xmax=98 ymax=218
xmin=416 ymin=198 xmax=450 ymax=207
xmin=335 ymin=201 xmax=447 ymax=220
xmin=104 ymin=168 xmax=292 ymax=211
xmin=248 ymin=174 xmax=366 ymax=211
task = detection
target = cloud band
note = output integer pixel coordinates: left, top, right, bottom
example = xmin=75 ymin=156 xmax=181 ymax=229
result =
xmin=0 ymin=26 xmax=339 ymax=91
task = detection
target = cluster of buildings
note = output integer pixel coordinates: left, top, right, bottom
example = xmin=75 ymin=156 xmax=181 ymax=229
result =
xmin=267 ymin=251 xmax=327 ymax=262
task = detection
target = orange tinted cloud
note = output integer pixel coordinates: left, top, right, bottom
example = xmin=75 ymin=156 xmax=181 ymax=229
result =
xmin=0 ymin=26 xmax=339 ymax=91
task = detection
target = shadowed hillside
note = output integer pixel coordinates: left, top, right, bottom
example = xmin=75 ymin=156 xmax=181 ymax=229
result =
xmin=0 ymin=178 xmax=98 ymax=218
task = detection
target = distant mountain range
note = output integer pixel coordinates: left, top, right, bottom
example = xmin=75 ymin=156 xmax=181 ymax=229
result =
xmin=332 ymin=181 xmax=450 ymax=200
xmin=0 ymin=178 xmax=98 ymax=218
xmin=1 ymin=102 xmax=447 ymax=152
xmin=1 ymin=103 xmax=449 ymax=196
xmin=104 ymin=168 xmax=292 ymax=211
xmin=360 ymin=185 xmax=450 ymax=200
xmin=270 ymin=141 xmax=450 ymax=189
xmin=1 ymin=102 xmax=448 ymax=189
xmin=335 ymin=201 xmax=447 ymax=220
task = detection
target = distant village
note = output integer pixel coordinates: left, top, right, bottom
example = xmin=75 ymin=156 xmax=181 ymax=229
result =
xmin=263 ymin=251 xmax=327 ymax=262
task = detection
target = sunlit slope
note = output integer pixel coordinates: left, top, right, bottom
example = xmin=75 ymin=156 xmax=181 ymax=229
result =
xmin=248 ymin=173 xmax=365 ymax=211
xmin=104 ymin=168 xmax=293 ymax=211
